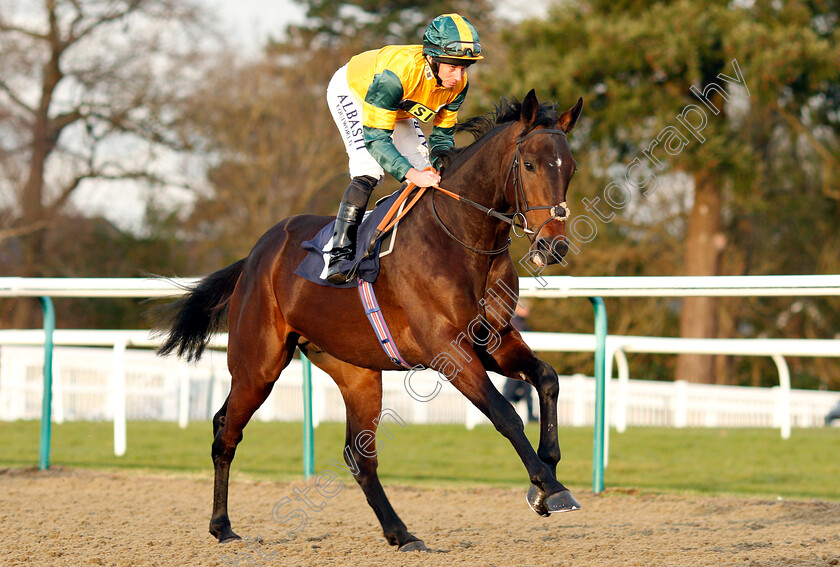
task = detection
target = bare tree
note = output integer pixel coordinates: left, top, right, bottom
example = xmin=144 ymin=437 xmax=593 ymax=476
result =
xmin=0 ymin=0 xmax=213 ymax=325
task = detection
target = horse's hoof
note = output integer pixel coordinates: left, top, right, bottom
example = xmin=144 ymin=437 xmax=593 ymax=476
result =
xmin=545 ymin=490 xmax=581 ymax=513
xmin=210 ymin=521 xmax=241 ymax=543
xmin=526 ymin=485 xmax=550 ymax=517
xmin=527 ymin=486 xmax=581 ymax=515
xmin=399 ymin=540 xmax=428 ymax=552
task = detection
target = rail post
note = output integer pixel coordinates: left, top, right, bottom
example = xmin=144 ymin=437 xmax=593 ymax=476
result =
xmin=38 ymin=297 xmax=55 ymax=471
xmin=301 ymin=354 xmax=315 ymax=479
xmin=589 ymin=297 xmax=607 ymax=494
xmin=112 ymin=338 xmax=127 ymax=457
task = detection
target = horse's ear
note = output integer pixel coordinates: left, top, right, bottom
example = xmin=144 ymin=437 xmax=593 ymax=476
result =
xmin=557 ymin=97 xmax=584 ymax=133
xmin=521 ymin=89 xmax=540 ymax=126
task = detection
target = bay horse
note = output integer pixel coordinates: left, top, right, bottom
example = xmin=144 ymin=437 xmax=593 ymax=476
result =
xmin=155 ymin=89 xmax=583 ymax=551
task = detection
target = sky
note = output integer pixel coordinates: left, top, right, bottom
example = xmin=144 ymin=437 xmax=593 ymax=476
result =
xmin=211 ymin=0 xmax=549 ymax=53
xmin=212 ymin=0 xmax=306 ymax=53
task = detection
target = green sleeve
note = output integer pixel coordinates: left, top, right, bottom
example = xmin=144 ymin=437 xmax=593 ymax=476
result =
xmin=364 ymin=126 xmax=414 ymax=181
xmin=363 ymin=69 xmax=413 ymax=181
xmin=429 ymin=125 xmax=455 ymax=169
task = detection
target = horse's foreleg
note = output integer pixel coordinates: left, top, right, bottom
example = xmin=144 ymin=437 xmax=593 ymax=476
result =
xmin=479 ymin=331 xmax=569 ymax=516
xmin=305 ymin=350 xmax=425 ymax=551
xmin=480 ymin=334 xmax=562 ymax=473
xmin=451 ymin=354 xmax=579 ymax=515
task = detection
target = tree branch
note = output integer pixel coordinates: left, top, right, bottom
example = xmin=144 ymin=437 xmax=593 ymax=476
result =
xmin=772 ymin=102 xmax=840 ymax=200
xmin=773 ymin=103 xmax=839 ymax=165
xmin=0 ymin=219 xmax=51 ymax=241
xmin=0 ymin=79 xmax=36 ymax=117
xmin=46 ymin=170 xmax=167 ymax=215
xmin=66 ymin=0 xmax=145 ymax=47
xmin=48 ymin=109 xmax=83 ymax=139
xmin=86 ymin=108 xmax=189 ymax=151
xmin=0 ymin=20 xmax=48 ymax=41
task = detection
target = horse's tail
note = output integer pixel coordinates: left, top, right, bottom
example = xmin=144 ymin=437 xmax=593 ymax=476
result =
xmin=153 ymin=258 xmax=247 ymax=361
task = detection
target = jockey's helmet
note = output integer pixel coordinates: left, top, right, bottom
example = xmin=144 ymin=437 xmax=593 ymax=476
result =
xmin=422 ymin=13 xmax=483 ymax=67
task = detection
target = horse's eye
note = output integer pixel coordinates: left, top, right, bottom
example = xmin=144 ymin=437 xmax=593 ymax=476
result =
xmin=523 ymin=161 xmax=535 ymax=172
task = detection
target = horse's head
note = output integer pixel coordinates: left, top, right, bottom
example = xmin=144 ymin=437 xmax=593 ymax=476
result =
xmin=507 ymin=89 xmax=583 ymax=267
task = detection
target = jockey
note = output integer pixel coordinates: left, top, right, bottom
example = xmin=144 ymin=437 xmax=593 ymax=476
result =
xmin=324 ymin=13 xmax=483 ymax=284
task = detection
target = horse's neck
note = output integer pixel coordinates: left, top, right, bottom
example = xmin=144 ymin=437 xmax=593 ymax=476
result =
xmin=444 ymin=125 xmax=514 ymax=206
xmin=433 ymin=131 xmax=514 ymax=251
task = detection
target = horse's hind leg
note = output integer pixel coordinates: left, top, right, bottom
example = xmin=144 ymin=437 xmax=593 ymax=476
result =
xmin=209 ymin=289 xmax=297 ymax=543
xmin=209 ymin=394 xmax=237 ymax=541
xmin=302 ymin=348 xmax=426 ymax=551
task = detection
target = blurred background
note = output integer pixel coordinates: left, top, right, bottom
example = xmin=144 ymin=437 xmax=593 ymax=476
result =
xmin=1 ymin=0 xmax=838 ymax=392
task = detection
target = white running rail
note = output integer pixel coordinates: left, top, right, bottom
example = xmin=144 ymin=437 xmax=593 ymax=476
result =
xmin=1 ymin=275 xmax=838 ymax=463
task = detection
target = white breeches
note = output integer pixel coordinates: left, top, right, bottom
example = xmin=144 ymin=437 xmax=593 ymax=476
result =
xmin=326 ymin=64 xmax=432 ymax=182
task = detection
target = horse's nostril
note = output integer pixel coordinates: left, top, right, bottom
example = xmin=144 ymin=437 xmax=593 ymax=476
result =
xmin=534 ymin=238 xmax=568 ymax=264
xmin=537 ymin=239 xmax=553 ymax=253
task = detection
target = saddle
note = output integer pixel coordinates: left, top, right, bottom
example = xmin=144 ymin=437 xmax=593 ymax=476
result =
xmin=294 ymin=187 xmax=420 ymax=289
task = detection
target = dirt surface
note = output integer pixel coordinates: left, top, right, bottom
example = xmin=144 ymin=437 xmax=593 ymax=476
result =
xmin=1 ymin=468 xmax=838 ymax=567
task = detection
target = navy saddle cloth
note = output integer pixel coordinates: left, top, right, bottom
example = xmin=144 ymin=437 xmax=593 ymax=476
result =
xmin=294 ymin=191 xmax=402 ymax=289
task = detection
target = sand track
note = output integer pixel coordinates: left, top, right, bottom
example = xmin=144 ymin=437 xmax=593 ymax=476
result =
xmin=1 ymin=468 xmax=838 ymax=567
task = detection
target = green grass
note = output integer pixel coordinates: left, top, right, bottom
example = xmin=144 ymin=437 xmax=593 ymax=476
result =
xmin=2 ymin=420 xmax=838 ymax=500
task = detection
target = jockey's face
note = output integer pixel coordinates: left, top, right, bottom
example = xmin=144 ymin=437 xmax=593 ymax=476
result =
xmin=436 ymin=63 xmax=466 ymax=88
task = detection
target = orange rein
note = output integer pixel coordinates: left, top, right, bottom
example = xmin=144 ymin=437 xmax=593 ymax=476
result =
xmin=374 ymin=182 xmax=460 ymax=236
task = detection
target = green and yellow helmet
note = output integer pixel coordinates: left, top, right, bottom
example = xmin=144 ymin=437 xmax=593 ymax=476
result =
xmin=422 ymin=13 xmax=483 ymax=66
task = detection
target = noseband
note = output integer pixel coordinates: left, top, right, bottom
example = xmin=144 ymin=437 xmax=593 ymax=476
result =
xmin=430 ymin=126 xmax=571 ymax=255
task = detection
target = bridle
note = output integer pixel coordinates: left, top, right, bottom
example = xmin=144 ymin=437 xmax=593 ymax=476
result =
xmin=506 ymin=128 xmax=571 ymax=238
xmin=431 ymin=126 xmax=572 ymax=255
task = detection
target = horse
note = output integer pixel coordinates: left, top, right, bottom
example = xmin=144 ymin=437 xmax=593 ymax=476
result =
xmin=154 ymin=89 xmax=584 ymax=552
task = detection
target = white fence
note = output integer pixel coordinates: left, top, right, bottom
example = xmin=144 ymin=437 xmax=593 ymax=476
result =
xmin=2 ymin=275 xmax=839 ymax=481
xmin=2 ymin=341 xmax=837 ymax=430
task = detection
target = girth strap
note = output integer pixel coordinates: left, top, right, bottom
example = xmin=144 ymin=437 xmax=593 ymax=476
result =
xmin=358 ymin=279 xmax=413 ymax=369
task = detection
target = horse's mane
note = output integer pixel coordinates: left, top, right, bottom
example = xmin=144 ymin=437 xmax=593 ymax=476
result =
xmin=432 ymin=96 xmax=558 ymax=173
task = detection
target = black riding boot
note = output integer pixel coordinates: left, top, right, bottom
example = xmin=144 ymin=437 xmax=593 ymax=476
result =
xmin=326 ymin=175 xmax=377 ymax=284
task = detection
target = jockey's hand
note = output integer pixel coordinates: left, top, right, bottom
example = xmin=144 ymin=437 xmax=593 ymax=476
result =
xmin=405 ymin=168 xmax=441 ymax=188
